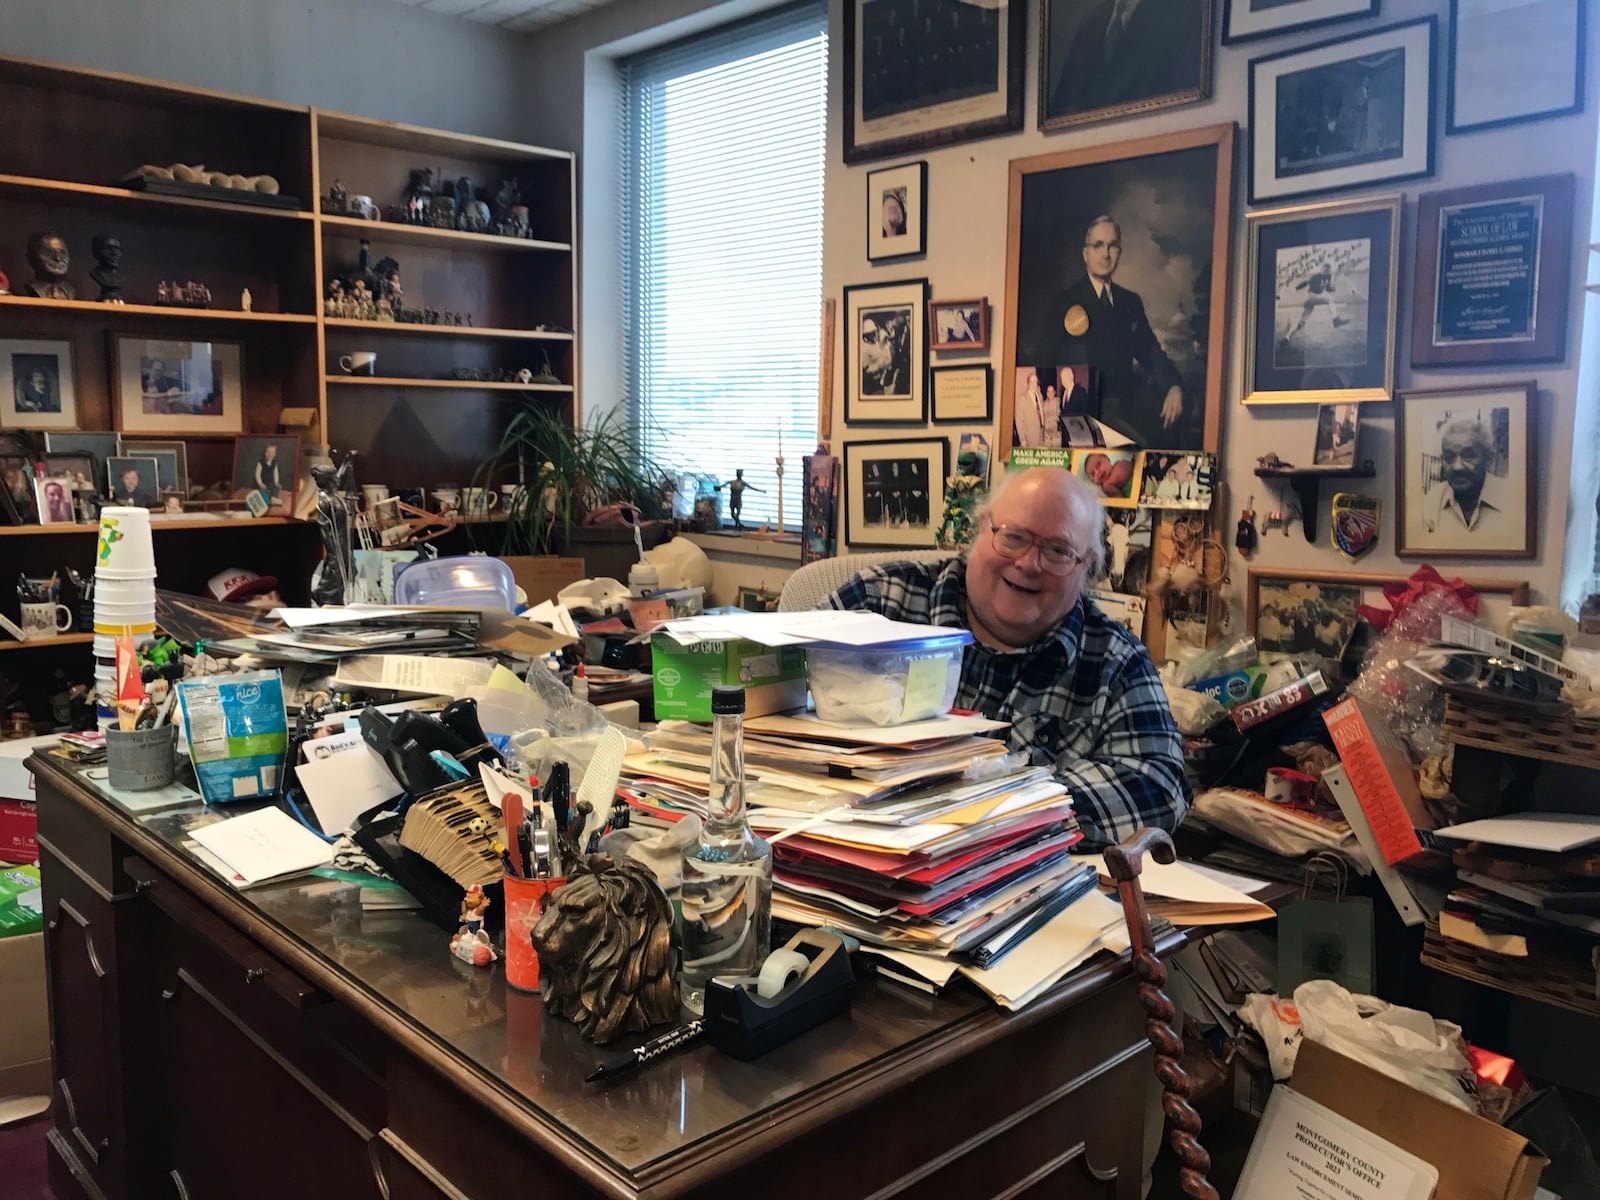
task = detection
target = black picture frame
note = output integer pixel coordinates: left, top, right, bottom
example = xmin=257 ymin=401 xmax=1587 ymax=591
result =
xmin=842 ymin=436 xmax=948 ymax=549
xmin=866 ymin=160 xmax=928 ymax=262
xmin=843 ymin=0 xmax=1025 ymax=164
xmin=1247 ymin=18 xmax=1436 ymax=205
xmin=931 ymin=364 xmax=993 ymax=424
xmin=1039 ymin=0 xmax=1215 ymax=131
xmin=1222 ymin=0 xmax=1379 ymax=45
xmin=1448 ymin=0 xmax=1584 ymax=134
xmin=842 ymin=277 xmax=930 ymax=426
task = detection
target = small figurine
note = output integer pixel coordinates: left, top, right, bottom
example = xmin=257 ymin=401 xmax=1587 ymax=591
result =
xmin=449 ymin=883 xmax=498 ymax=968
xmin=376 ymin=297 xmax=393 ymax=321
xmin=157 ymin=280 xmax=170 ymax=303
xmin=716 ymin=468 xmax=765 ymax=530
xmin=531 ymin=352 xmax=560 ymax=385
xmin=89 ymin=233 xmax=124 ymax=304
xmin=1256 ymin=452 xmax=1293 ymax=471
xmin=1235 ymin=497 xmax=1258 ymax=555
xmin=323 ymin=178 xmax=349 ymax=215
xmin=240 ymin=287 xmax=252 ymax=313
xmin=402 ymin=168 xmax=434 ymax=222
xmin=515 ymin=367 xmax=534 ymax=384
xmin=22 ymin=232 xmax=74 ymax=300
xmin=455 ymin=176 xmax=491 ymax=234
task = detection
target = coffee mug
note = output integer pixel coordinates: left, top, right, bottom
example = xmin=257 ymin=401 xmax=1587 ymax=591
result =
xmin=434 ymin=488 xmax=461 ymax=515
xmin=21 ymin=601 xmax=72 ymax=639
xmin=340 ymin=351 xmax=377 ymax=375
xmin=348 ymin=194 xmax=378 ymax=220
xmin=463 ymin=487 xmax=498 ymax=517
xmin=500 ymin=484 xmax=523 ymax=511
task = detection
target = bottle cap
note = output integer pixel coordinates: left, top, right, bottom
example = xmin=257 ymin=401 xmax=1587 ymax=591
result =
xmin=711 ymin=686 xmax=745 ymax=715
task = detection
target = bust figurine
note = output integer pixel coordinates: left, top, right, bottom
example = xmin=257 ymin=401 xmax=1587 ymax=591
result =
xmin=90 ymin=233 xmax=124 ymax=304
xmin=23 ymin=232 xmax=74 ymax=300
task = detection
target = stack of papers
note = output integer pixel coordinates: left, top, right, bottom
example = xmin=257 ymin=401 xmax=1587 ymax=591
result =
xmin=655 ymin=609 xmax=961 ymax=648
xmin=186 ymin=807 xmax=334 ymax=888
xmin=1081 ymin=854 xmax=1274 ymax=926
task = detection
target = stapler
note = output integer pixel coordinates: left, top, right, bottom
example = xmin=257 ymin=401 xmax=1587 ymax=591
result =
xmin=704 ymin=930 xmax=855 ymax=1061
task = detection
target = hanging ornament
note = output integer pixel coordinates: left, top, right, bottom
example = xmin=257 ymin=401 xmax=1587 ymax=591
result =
xmin=1235 ymin=494 xmax=1259 ymax=555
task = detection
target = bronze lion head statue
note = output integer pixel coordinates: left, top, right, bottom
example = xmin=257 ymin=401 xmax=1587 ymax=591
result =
xmin=532 ymin=854 xmax=680 ymax=1044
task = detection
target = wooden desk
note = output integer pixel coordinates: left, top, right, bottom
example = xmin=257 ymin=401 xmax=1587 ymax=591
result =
xmin=32 ymin=754 xmax=1161 ymax=1200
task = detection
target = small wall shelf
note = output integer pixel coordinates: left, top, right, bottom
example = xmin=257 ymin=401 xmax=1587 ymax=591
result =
xmin=1254 ymin=462 xmax=1377 ymax=543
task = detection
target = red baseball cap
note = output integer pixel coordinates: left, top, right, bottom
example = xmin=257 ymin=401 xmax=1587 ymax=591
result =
xmin=206 ymin=568 xmax=279 ymax=602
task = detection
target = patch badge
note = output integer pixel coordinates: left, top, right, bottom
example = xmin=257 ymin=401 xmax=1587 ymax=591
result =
xmin=1330 ymin=492 xmax=1380 ymax=560
xmin=1063 ymin=305 xmax=1089 ymax=336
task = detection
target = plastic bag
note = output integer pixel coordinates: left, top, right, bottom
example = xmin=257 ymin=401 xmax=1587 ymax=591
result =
xmin=1174 ymin=633 xmax=1258 ymax=687
xmin=1161 ymin=672 xmax=1227 ymax=736
xmin=523 ymin=658 xmax=609 ymax=739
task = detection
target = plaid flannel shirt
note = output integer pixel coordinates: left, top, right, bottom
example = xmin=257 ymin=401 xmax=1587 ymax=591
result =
xmin=828 ymin=554 xmax=1190 ymax=849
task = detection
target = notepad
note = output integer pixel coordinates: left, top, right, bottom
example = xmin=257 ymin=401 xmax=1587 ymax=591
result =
xmin=188 ymin=806 xmax=334 ymax=886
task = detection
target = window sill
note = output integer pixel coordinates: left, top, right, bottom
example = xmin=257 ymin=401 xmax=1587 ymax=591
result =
xmin=682 ymin=530 xmax=803 ymax=564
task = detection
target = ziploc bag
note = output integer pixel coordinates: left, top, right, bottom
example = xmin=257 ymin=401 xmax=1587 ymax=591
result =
xmin=177 ymin=670 xmax=288 ymax=804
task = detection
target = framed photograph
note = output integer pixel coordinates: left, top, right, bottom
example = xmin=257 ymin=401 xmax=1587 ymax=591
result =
xmin=1137 ymin=451 xmax=1216 ymax=510
xmin=113 ymin=336 xmax=243 ymax=435
xmin=106 ymin=456 xmax=160 ymax=508
xmin=843 ymin=278 xmax=929 ymax=425
xmin=1243 ymin=195 xmax=1400 ymax=405
xmin=1311 ymin=403 xmax=1361 ymax=468
xmin=842 ymin=437 xmax=948 ymax=548
xmin=1071 ymin=448 xmax=1140 ymax=507
xmin=1411 ymin=175 xmax=1574 ymax=368
xmin=1449 ymin=0 xmax=1583 ymax=133
xmin=232 ymin=435 xmax=301 ymax=517
xmin=867 ymin=161 xmax=927 ymax=262
xmin=1247 ymin=18 xmax=1436 ymax=204
xmin=119 ymin=438 xmax=190 ymax=497
xmin=43 ymin=453 xmax=98 ymax=495
xmin=0 ymin=339 xmax=77 ymax=430
xmin=843 ymin=0 xmax=1025 ymax=164
xmin=929 ymin=299 xmax=988 ymax=351
xmin=735 ymin=585 xmax=782 ymax=613
xmin=1040 ymin=0 xmax=1214 ymax=130
xmin=931 ymin=365 xmax=992 ymax=424
xmin=0 ymin=434 xmax=35 ymax=524
xmin=1223 ymin=0 xmax=1380 ymax=44
xmin=44 ymin=431 xmax=117 ymax=492
xmin=1006 ymin=124 xmax=1235 ymax=455
xmin=32 ymin=475 xmax=76 ymax=525
xmin=1395 ymin=382 xmax=1535 ymax=559
xmin=1103 ymin=507 xmax=1154 ymax=596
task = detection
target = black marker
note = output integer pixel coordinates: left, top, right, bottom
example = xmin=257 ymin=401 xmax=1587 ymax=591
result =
xmin=585 ymin=1021 xmax=705 ymax=1084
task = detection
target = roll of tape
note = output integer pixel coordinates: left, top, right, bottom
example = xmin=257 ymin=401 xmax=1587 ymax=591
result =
xmin=755 ymin=948 xmax=810 ymax=999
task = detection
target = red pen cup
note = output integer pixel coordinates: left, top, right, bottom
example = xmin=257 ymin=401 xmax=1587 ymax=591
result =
xmin=502 ymin=873 xmax=566 ymax=992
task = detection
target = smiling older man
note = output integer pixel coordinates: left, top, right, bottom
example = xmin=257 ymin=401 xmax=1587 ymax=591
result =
xmin=827 ymin=465 xmax=1189 ymax=848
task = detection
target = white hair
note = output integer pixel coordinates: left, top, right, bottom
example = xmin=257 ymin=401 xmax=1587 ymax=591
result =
xmin=976 ymin=465 xmax=1107 ymax=576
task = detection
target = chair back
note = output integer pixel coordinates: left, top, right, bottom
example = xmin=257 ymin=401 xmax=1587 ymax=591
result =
xmin=777 ymin=550 xmax=952 ymax=611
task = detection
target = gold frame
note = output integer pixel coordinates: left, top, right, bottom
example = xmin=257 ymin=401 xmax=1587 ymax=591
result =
xmin=1242 ymin=194 xmax=1401 ymax=406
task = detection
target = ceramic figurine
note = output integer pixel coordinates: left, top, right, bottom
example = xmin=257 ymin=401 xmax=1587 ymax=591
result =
xmin=430 ymin=196 xmax=456 ymax=230
xmin=454 ymin=176 xmax=491 ymax=234
xmin=240 ymin=287 xmax=252 ymax=313
xmin=22 ymin=232 xmax=74 ymax=300
xmin=531 ymin=352 xmax=560 ymax=385
xmin=449 ymin=883 xmax=498 ymax=968
xmin=402 ymin=167 xmax=434 ymax=215
xmin=325 ymin=279 xmax=343 ymax=317
xmin=89 ymin=233 xmax=124 ymax=304
xmin=324 ymin=178 xmax=349 ymax=215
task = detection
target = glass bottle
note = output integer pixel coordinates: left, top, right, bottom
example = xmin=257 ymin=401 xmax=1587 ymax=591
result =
xmin=679 ymin=685 xmax=772 ymax=1015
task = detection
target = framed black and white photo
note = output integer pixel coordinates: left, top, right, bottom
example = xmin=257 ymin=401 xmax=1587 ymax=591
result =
xmin=44 ymin=431 xmax=118 ymax=493
xmin=1040 ymin=0 xmax=1214 ymax=130
xmin=843 ymin=437 xmax=948 ymax=548
xmin=843 ymin=277 xmax=929 ymax=425
xmin=33 ymin=475 xmax=76 ymax=525
xmin=1248 ymin=573 xmax=1363 ymax=660
xmin=1449 ymin=0 xmax=1583 ymax=133
xmin=1136 ymin=451 xmax=1216 ymax=510
xmin=43 ymin=453 xmax=99 ymax=497
xmin=931 ymin=364 xmax=992 ymax=423
xmin=929 ymin=298 xmax=988 ymax=350
xmin=1311 ymin=403 xmax=1362 ymax=468
xmin=867 ymin=161 xmax=927 ymax=261
xmin=844 ymin=0 xmax=1025 ymax=164
xmin=118 ymin=439 xmax=189 ymax=498
xmin=1223 ymin=0 xmax=1379 ymax=45
xmin=1 ymin=339 xmax=76 ymax=430
xmin=1244 ymin=195 xmax=1399 ymax=405
xmin=1005 ymin=125 xmax=1235 ymax=455
xmin=1247 ymin=18 xmax=1435 ymax=204
xmin=113 ymin=336 xmax=243 ymax=435
xmin=232 ymin=435 xmax=301 ymax=517
xmin=1411 ymin=175 xmax=1573 ymax=368
xmin=106 ymin=456 xmax=160 ymax=508
xmin=1396 ymin=383 xmax=1535 ymax=559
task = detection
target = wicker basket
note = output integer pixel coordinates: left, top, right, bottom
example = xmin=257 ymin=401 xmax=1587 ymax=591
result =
xmin=1421 ymin=920 xmax=1600 ymax=1018
xmin=1442 ymin=698 xmax=1600 ymax=773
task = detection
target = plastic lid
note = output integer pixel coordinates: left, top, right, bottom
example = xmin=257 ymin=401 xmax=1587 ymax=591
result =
xmin=711 ymin=685 xmax=746 ymax=715
xmin=805 ymin=628 xmax=974 ymax=654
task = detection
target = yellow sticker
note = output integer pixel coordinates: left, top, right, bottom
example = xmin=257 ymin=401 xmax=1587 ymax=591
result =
xmin=1063 ymin=305 xmax=1089 ymax=336
xmin=901 ymin=655 xmax=951 ymax=721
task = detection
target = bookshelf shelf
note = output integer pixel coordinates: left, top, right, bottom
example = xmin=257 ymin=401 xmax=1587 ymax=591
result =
xmin=318 ymin=214 xmax=567 ymax=254
xmin=0 ymin=173 xmax=313 ymax=221
xmin=321 ymin=318 xmax=573 ymax=342
xmin=0 ymin=295 xmax=317 ymax=323
xmin=324 ymin=376 xmax=571 ymax=393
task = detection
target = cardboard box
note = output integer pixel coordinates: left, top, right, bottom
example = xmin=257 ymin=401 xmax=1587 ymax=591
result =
xmin=1289 ymin=1039 xmax=1547 ymax=1200
xmin=0 ymin=736 xmax=54 ymax=866
xmin=498 ymin=556 xmax=586 ymax=607
xmin=0 ymin=931 xmax=50 ymax=1107
xmin=652 ymin=635 xmax=808 ymax=722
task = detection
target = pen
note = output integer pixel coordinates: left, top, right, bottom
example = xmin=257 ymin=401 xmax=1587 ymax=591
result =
xmin=585 ymin=1020 xmax=705 ymax=1084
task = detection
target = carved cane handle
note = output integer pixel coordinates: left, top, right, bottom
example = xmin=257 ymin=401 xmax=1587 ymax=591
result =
xmin=1102 ymin=827 xmax=1176 ymax=882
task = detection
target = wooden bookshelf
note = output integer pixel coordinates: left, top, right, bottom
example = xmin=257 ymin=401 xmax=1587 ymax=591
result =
xmin=0 ymin=633 xmax=95 ymax=653
xmin=0 ymin=517 xmax=300 ymax=537
xmin=0 ymin=173 xmax=315 ymax=221
xmin=0 ymin=295 xmax=317 ymax=323
xmin=319 ymin=213 xmax=568 ymax=253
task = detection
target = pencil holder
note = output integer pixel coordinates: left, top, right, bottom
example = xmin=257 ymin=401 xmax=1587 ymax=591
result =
xmin=503 ymin=872 xmax=566 ymax=992
xmin=106 ymin=725 xmax=177 ymax=792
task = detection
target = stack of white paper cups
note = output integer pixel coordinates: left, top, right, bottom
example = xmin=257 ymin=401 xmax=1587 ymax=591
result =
xmin=93 ymin=508 xmax=158 ymax=720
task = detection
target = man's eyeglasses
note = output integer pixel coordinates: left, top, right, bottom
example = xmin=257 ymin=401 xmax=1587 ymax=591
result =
xmin=985 ymin=521 xmax=1086 ymax=575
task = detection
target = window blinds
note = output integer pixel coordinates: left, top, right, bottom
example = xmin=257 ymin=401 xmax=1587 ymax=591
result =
xmin=620 ymin=2 xmax=828 ymax=528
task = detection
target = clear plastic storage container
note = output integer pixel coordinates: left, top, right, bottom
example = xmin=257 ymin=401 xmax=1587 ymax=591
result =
xmin=804 ymin=629 xmax=974 ymax=726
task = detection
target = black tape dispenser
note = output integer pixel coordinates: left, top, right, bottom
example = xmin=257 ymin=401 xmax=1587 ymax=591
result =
xmin=704 ymin=929 xmax=855 ymax=1061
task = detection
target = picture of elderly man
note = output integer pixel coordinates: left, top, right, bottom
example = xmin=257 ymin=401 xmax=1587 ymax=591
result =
xmin=1421 ymin=417 xmax=1506 ymax=537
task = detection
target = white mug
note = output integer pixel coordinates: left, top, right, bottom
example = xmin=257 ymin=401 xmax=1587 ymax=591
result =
xmin=21 ymin=601 xmax=72 ymax=639
xmin=340 ymin=351 xmax=377 ymax=375
xmin=463 ymin=487 xmax=499 ymax=517
xmin=433 ymin=488 xmax=461 ymax=514
xmin=348 ymin=194 xmax=378 ymax=220
xmin=500 ymin=484 xmax=523 ymax=513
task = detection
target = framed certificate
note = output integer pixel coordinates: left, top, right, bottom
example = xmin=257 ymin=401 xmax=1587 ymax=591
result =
xmin=1411 ymin=175 xmax=1573 ymax=367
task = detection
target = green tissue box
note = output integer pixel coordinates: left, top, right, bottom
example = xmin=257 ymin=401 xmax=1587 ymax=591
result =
xmin=651 ymin=635 xmax=807 ymax=722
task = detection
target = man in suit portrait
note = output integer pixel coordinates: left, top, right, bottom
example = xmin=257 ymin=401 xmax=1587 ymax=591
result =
xmin=1047 ymin=0 xmax=1204 ymax=122
xmin=1028 ymin=215 xmax=1183 ymax=448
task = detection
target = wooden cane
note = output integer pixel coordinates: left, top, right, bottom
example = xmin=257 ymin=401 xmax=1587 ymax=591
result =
xmin=1104 ymin=828 xmax=1218 ymax=1200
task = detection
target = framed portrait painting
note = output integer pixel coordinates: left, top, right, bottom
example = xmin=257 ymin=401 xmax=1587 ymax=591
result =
xmin=1247 ymin=18 xmax=1436 ymax=204
xmin=1411 ymin=175 xmax=1573 ymax=368
xmin=1448 ymin=0 xmax=1583 ymax=133
xmin=867 ymin=161 xmax=927 ymax=261
xmin=1004 ymin=124 xmax=1235 ymax=456
xmin=844 ymin=0 xmax=1025 ymax=164
xmin=0 ymin=339 xmax=77 ymax=430
xmin=232 ymin=435 xmax=301 ymax=517
xmin=1040 ymin=0 xmax=1214 ymax=131
xmin=1223 ymin=0 xmax=1379 ymax=44
xmin=842 ymin=437 xmax=947 ymax=548
xmin=1395 ymin=382 xmax=1535 ymax=559
xmin=843 ymin=278 xmax=929 ymax=425
xmin=1243 ymin=195 xmax=1399 ymax=405
xmin=113 ymin=336 xmax=243 ymax=435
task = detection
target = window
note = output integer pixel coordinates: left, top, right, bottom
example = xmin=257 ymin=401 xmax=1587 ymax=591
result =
xmin=621 ymin=2 xmax=828 ymax=529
